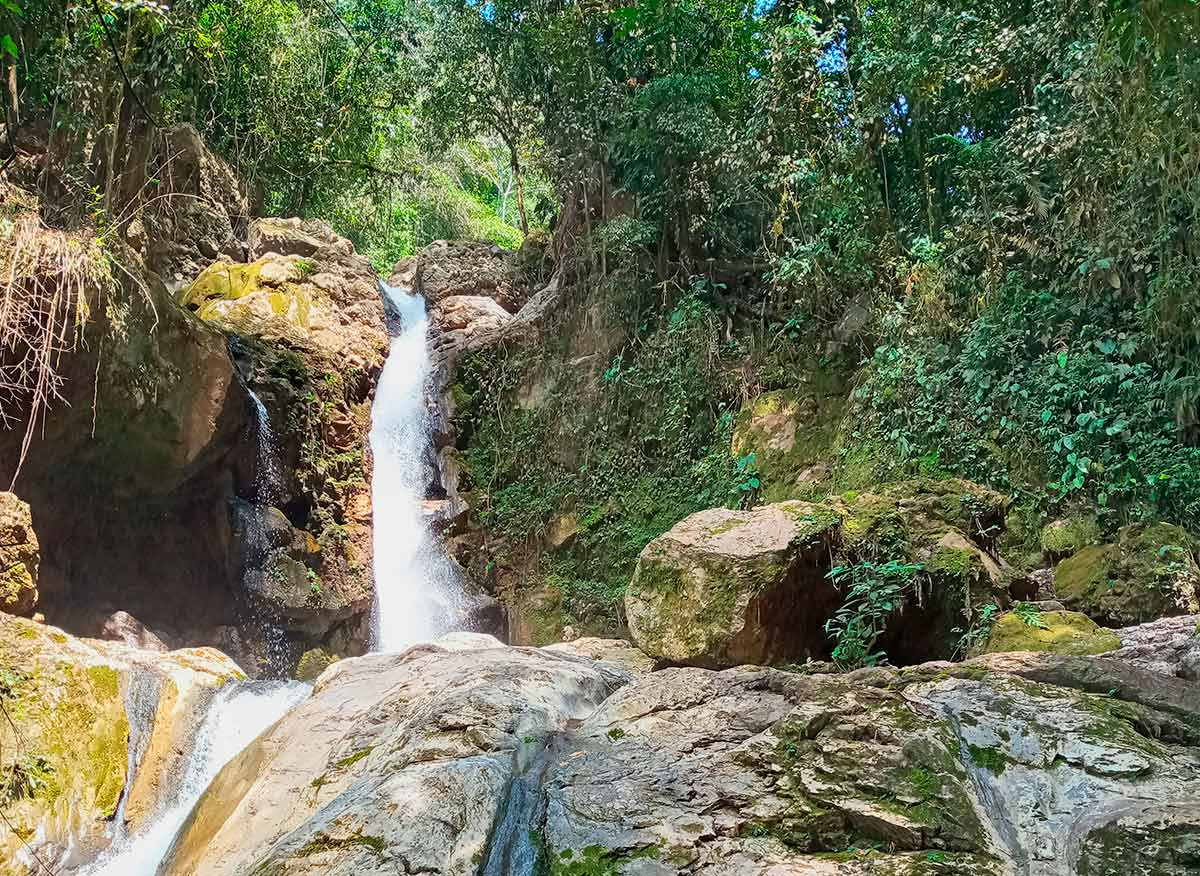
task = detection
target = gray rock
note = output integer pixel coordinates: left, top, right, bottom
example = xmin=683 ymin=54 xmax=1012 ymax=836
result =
xmin=159 ymin=636 xmax=627 ymax=876
xmin=1111 ymin=614 xmax=1200 ymax=681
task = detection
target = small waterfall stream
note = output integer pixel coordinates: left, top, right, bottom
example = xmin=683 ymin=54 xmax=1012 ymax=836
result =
xmin=73 ymin=280 xmax=466 ymax=874
xmin=78 ymin=681 xmax=308 ymax=876
xmin=369 ymin=282 xmax=463 ymax=651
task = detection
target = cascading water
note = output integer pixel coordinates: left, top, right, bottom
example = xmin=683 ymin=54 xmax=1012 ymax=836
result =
xmin=370 ymin=282 xmax=464 ymax=651
xmin=77 ymin=680 xmax=308 ymax=876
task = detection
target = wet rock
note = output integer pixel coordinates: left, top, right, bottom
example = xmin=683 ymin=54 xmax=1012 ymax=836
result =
xmin=0 ymin=492 xmax=39 ymax=616
xmin=159 ymin=637 xmax=627 ymax=876
xmin=0 ymin=613 xmax=243 ymax=870
xmin=980 ymin=609 xmax=1120 ymax=657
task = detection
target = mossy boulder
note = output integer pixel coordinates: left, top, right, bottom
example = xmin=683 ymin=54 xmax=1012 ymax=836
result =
xmin=1055 ymin=522 xmax=1200 ymax=626
xmin=625 ymin=501 xmax=842 ymax=666
xmin=0 ymin=492 xmax=39 ymax=616
xmin=1040 ymin=515 xmax=1101 ymax=562
xmin=981 ymin=610 xmax=1120 ymax=657
xmin=731 ymin=385 xmax=846 ymax=501
xmin=626 ymin=479 xmax=1019 ymax=669
xmin=0 ymin=613 xmax=243 ymax=871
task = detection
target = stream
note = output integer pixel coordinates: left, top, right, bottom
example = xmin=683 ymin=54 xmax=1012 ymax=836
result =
xmin=78 ymin=681 xmax=308 ymax=876
xmin=72 ymin=281 xmax=458 ymax=874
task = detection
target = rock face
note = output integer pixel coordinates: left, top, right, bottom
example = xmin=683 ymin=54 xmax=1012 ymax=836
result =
xmin=981 ymin=609 xmax=1121 ymax=657
xmin=177 ymin=218 xmax=389 ymax=662
xmin=730 ymin=384 xmax=846 ymax=501
xmin=159 ymin=636 xmax=627 ymax=876
xmin=1055 ymin=522 xmax=1200 ymax=626
xmin=0 ymin=613 xmax=243 ymax=873
xmin=0 ymin=492 xmax=39 ymax=616
xmin=625 ymin=501 xmax=841 ymax=667
xmin=0 ymin=172 xmax=387 ymax=667
xmin=161 ymin=637 xmax=1200 ymax=876
xmin=627 ymin=479 xmax=1022 ymax=668
xmin=390 ymin=239 xmax=529 ymax=312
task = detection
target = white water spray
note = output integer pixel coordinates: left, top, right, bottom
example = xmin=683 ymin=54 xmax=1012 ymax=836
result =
xmin=370 ymin=283 xmax=462 ymax=650
xmin=77 ymin=680 xmax=308 ymax=876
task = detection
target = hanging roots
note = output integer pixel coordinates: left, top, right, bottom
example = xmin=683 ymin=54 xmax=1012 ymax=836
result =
xmin=0 ymin=184 xmax=114 ymax=484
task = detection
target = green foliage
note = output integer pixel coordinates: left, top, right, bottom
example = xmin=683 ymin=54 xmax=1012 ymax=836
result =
xmin=455 ymin=275 xmax=742 ymax=632
xmin=824 ymin=560 xmax=924 ymax=669
xmin=1012 ymin=602 xmax=1048 ymax=630
xmin=952 ymin=601 xmax=1000 ymax=659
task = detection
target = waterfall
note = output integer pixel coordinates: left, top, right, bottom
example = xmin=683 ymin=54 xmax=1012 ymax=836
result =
xmin=249 ymin=390 xmax=282 ymax=503
xmin=370 ymin=282 xmax=463 ymax=651
xmin=78 ymin=680 xmax=309 ymax=876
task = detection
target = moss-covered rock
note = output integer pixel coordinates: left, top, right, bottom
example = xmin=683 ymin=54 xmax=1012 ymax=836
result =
xmin=624 ymin=501 xmax=841 ymax=666
xmin=0 ymin=613 xmax=243 ymax=872
xmin=1055 ymin=522 xmax=1200 ymax=626
xmin=981 ymin=609 xmax=1120 ymax=656
xmin=625 ymin=479 xmax=1018 ymax=668
xmin=1040 ymin=515 xmax=1101 ymax=561
xmin=0 ymin=492 xmax=38 ymax=616
xmin=731 ymin=386 xmax=845 ymax=501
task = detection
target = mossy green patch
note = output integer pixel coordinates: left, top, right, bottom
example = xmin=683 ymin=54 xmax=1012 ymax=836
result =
xmin=966 ymin=744 xmax=1010 ymax=775
xmin=1040 ymin=516 xmax=1100 ymax=557
xmin=981 ymin=610 xmax=1120 ymax=656
xmin=296 ymin=831 xmax=386 ymax=858
xmin=334 ymin=747 xmax=374 ymax=769
xmin=550 ymin=843 xmax=659 ymax=876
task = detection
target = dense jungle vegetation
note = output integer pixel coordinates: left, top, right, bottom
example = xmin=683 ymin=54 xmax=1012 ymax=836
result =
xmin=5 ymin=0 xmax=1200 ymax=635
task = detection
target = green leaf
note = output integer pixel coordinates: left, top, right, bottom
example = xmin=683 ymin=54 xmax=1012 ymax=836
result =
xmin=0 ymin=34 xmax=17 ymax=58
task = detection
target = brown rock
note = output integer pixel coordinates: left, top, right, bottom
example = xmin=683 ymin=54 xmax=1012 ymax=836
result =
xmin=0 ymin=492 xmax=39 ymax=616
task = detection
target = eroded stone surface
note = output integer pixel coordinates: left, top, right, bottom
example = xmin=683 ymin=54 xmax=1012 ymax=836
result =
xmin=159 ymin=638 xmax=627 ymax=876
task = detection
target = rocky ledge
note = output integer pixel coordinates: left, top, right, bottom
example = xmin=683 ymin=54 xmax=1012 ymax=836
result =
xmin=153 ymin=627 xmax=1200 ymax=876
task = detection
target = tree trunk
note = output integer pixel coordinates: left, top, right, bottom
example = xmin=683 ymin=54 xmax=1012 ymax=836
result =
xmin=510 ymin=143 xmax=529 ymax=234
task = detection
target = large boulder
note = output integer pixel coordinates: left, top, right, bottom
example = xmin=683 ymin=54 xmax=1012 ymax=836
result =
xmin=0 ymin=492 xmax=39 ymax=616
xmin=0 ymin=613 xmax=243 ymax=872
xmin=1055 ymin=522 xmax=1200 ymax=626
xmin=159 ymin=636 xmax=628 ymax=876
xmin=626 ymin=479 xmax=1020 ymax=668
xmin=625 ymin=501 xmax=841 ymax=667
